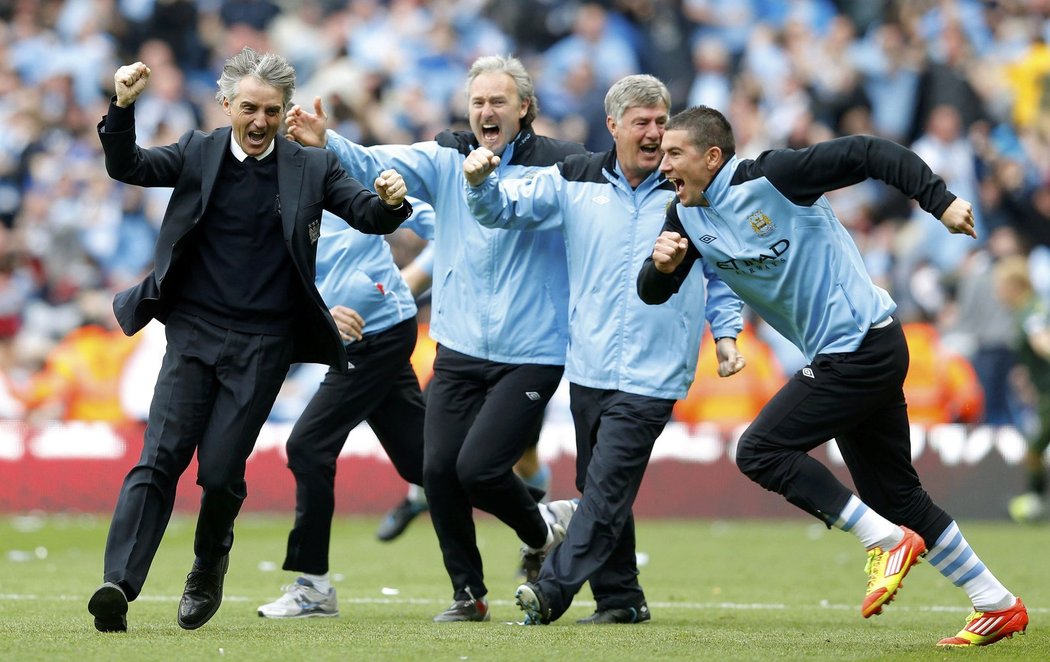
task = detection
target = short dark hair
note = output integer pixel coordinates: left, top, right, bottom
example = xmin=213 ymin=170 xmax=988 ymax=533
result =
xmin=666 ymin=106 xmax=736 ymax=160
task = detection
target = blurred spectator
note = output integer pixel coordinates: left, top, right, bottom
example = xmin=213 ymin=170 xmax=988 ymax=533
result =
xmin=1005 ymin=35 xmax=1050 ymax=130
xmin=618 ymin=0 xmax=695 ymax=109
xmin=942 ymin=227 xmax=1026 ymax=426
xmin=853 ymin=20 xmax=921 ymax=143
xmin=901 ymin=321 xmax=983 ymax=426
xmin=908 ymin=104 xmax=984 ymax=271
xmin=993 ymin=255 xmax=1050 ymax=523
xmin=20 ymin=290 xmax=139 ymax=424
xmin=538 ymin=3 xmax=639 ymax=121
xmin=687 ymin=38 xmax=732 ymax=112
xmin=906 ymin=10 xmax=987 ymax=141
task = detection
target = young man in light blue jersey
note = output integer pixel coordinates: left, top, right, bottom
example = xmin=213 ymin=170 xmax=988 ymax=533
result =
xmin=285 ymin=55 xmax=583 ymax=622
xmin=464 ymin=76 xmax=744 ymax=625
xmin=638 ymin=106 xmax=1027 ymax=648
xmin=256 ymin=202 xmax=433 ymax=619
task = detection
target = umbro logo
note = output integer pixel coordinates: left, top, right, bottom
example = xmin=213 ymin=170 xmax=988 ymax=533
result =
xmin=347 ymin=361 xmax=356 ymax=370
xmin=802 ymin=367 xmax=814 ymax=379
xmin=700 ymin=235 xmax=717 ymax=244
xmin=592 ymin=195 xmax=609 ymax=205
xmin=525 ymin=391 xmax=541 ymax=401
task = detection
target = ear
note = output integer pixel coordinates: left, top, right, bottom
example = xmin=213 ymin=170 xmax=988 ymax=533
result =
xmin=606 ymin=115 xmax=616 ymax=137
xmin=222 ymin=97 xmax=231 ymax=116
xmin=707 ymin=146 xmax=723 ymax=170
xmin=519 ymin=98 xmax=529 ymax=119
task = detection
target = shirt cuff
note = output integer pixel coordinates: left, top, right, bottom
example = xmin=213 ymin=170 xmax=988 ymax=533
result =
xmin=104 ymin=98 xmax=134 ymax=133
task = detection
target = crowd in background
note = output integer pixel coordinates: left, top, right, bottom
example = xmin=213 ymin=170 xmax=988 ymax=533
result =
xmin=0 ymin=0 xmax=1048 ymax=433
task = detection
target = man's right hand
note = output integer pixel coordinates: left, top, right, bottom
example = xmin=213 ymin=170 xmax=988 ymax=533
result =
xmin=286 ymin=96 xmax=328 ymax=147
xmin=114 ymin=62 xmax=151 ymax=108
xmin=463 ymin=147 xmax=501 ymax=187
xmin=651 ymin=231 xmax=689 ymax=274
xmin=330 ymin=305 xmax=365 ymax=343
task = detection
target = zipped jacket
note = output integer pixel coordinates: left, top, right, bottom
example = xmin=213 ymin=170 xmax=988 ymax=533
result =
xmin=467 ymin=149 xmax=742 ymax=399
xmin=639 ymin=135 xmax=957 ymax=361
xmin=326 ymin=126 xmax=586 ymax=365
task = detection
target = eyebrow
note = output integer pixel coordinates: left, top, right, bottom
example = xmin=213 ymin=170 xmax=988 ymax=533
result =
xmin=239 ymin=100 xmax=283 ymax=111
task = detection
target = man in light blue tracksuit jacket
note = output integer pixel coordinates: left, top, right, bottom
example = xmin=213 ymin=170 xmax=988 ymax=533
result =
xmin=286 ymin=55 xmax=585 ymax=622
xmin=638 ymin=106 xmax=1027 ymax=648
xmin=465 ymin=76 xmax=744 ymax=625
xmin=256 ymin=203 xmax=433 ymax=619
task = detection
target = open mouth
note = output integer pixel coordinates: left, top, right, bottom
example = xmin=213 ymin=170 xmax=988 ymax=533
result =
xmin=670 ymin=178 xmax=685 ymax=195
xmin=640 ymin=144 xmax=660 ymax=156
xmin=481 ymin=124 xmax=500 ymax=143
xmin=247 ymin=129 xmax=267 ymax=146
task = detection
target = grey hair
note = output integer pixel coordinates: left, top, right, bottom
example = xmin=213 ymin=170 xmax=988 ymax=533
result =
xmin=465 ymin=55 xmax=539 ymax=126
xmin=604 ymin=74 xmax=671 ymax=122
xmin=215 ymin=47 xmax=297 ymax=108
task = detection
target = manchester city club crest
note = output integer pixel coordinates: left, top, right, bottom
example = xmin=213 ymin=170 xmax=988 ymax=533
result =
xmin=748 ymin=210 xmax=775 ymax=237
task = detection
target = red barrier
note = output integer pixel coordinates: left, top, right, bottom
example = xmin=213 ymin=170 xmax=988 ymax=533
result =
xmin=0 ymin=420 xmax=1031 ymax=519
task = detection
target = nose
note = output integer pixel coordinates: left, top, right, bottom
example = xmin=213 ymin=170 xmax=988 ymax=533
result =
xmin=659 ymin=154 xmax=671 ymax=173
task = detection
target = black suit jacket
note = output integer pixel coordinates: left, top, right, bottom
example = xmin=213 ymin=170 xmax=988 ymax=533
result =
xmin=98 ymin=116 xmax=411 ymax=370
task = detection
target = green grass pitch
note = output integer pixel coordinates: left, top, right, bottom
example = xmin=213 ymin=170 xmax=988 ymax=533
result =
xmin=0 ymin=513 xmax=1043 ymax=661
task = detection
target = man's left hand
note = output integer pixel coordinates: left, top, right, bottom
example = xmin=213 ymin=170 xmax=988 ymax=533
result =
xmin=375 ymin=170 xmax=407 ymax=208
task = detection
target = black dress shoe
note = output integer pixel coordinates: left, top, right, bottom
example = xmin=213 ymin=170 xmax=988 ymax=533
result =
xmin=576 ymin=602 xmax=651 ymax=624
xmin=88 ymin=582 xmax=128 ymax=632
xmin=177 ymin=555 xmax=229 ymax=630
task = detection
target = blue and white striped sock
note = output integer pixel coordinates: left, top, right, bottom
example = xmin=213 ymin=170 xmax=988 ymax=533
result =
xmin=832 ymin=495 xmax=902 ymax=550
xmin=927 ymin=521 xmax=1013 ymax=612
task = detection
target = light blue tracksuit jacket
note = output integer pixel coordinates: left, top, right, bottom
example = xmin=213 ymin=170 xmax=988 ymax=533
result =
xmin=325 ymin=126 xmax=587 ymax=365
xmin=315 ymin=199 xmax=434 ymax=337
xmin=466 ymin=149 xmax=743 ymax=400
xmin=639 ymin=135 xmax=958 ymax=362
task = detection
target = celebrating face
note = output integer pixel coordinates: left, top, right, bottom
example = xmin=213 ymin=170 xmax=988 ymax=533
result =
xmin=224 ymin=76 xmax=284 ymax=157
xmin=609 ymin=103 xmax=668 ymax=187
xmin=659 ymin=128 xmax=719 ymax=207
xmin=467 ymin=72 xmax=529 ymax=156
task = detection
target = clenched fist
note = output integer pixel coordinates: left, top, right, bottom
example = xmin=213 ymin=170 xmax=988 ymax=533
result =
xmin=939 ymin=197 xmax=978 ymax=239
xmin=114 ymin=62 xmax=151 ymax=108
xmin=651 ymin=231 xmax=690 ymax=274
xmin=375 ymin=169 xmax=407 ymax=208
xmin=463 ymin=147 xmax=501 ymax=187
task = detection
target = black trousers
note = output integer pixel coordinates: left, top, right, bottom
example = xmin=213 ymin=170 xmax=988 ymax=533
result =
xmin=103 ymin=312 xmax=293 ymax=600
xmin=282 ymin=319 xmax=425 ymax=574
xmin=422 ymin=345 xmax=563 ymax=601
xmin=538 ymin=384 xmax=674 ymax=621
xmin=735 ymin=320 xmax=953 ymax=546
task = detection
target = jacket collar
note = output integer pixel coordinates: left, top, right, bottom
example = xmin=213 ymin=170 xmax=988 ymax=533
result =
xmin=602 ymin=149 xmax=674 ymax=194
xmin=698 ymin=155 xmax=737 ymax=207
xmin=229 ymin=132 xmax=276 ymax=161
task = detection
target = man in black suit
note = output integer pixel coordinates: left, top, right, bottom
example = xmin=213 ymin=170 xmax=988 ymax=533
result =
xmin=87 ymin=47 xmax=412 ymax=633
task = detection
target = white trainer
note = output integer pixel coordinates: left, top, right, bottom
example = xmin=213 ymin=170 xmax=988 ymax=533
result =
xmin=521 ymin=499 xmax=578 ymax=582
xmin=257 ymin=578 xmax=339 ymax=619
